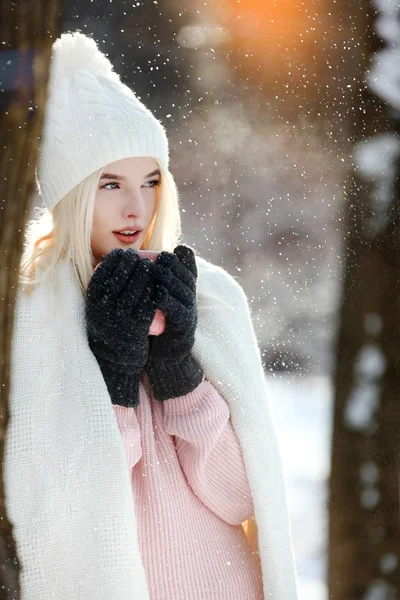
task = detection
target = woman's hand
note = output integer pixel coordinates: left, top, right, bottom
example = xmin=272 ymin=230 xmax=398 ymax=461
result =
xmin=146 ymin=245 xmax=204 ymax=401
xmin=85 ymin=248 xmax=157 ymax=407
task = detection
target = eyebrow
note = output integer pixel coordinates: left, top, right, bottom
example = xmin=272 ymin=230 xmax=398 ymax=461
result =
xmin=100 ymin=169 xmax=161 ymax=180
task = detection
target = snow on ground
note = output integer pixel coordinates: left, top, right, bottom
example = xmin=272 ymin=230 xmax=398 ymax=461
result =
xmin=265 ymin=374 xmax=333 ymax=600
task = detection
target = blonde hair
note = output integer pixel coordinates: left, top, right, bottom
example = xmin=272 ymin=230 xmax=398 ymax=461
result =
xmin=19 ymin=162 xmax=183 ymax=294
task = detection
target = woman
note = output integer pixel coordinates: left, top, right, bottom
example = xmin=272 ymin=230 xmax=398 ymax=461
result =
xmin=4 ymin=32 xmax=298 ymax=599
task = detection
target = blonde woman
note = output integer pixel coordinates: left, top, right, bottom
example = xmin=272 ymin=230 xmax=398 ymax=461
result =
xmin=5 ymin=32 xmax=298 ymax=600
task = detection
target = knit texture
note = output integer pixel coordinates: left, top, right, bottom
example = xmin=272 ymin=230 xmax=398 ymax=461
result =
xmin=113 ymin=375 xmax=264 ymax=599
xmin=85 ymin=249 xmax=157 ymax=408
xmin=4 ymin=257 xmax=299 ymax=600
xmin=37 ymin=31 xmax=169 ymax=210
xmin=146 ymin=353 xmax=204 ymax=401
xmin=146 ymin=246 xmax=204 ymax=401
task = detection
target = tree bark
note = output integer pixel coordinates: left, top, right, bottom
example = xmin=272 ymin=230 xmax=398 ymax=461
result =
xmin=0 ymin=3 xmax=62 ymax=598
xmin=328 ymin=1 xmax=400 ymax=598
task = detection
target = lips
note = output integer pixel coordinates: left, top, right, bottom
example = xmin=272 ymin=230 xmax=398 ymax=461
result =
xmin=113 ymin=230 xmax=141 ymax=244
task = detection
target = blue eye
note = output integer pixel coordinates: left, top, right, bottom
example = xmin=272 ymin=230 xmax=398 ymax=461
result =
xmin=143 ymin=179 xmax=161 ymax=188
xmin=102 ymin=181 xmax=119 ymax=190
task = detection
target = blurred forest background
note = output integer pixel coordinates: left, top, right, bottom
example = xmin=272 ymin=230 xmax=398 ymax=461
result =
xmin=58 ymin=0 xmax=354 ymax=375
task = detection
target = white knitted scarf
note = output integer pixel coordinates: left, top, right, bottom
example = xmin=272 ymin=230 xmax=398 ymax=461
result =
xmin=4 ymin=257 xmax=298 ymax=599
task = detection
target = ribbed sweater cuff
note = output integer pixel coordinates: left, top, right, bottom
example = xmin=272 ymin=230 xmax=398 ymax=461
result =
xmin=146 ymin=354 xmax=204 ymax=402
xmin=161 ymin=378 xmax=212 ymax=414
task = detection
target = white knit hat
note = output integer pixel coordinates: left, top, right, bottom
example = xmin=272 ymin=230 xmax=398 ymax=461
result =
xmin=37 ymin=31 xmax=170 ymax=211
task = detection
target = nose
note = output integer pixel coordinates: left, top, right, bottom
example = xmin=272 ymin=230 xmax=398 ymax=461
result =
xmin=122 ymin=189 xmax=145 ymax=220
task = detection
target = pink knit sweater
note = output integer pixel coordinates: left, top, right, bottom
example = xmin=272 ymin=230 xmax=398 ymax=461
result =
xmin=113 ymin=374 xmax=264 ymax=600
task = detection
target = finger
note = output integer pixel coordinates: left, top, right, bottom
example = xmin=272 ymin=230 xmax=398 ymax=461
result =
xmin=156 ymin=263 xmax=195 ymax=307
xmin=97 ymin=248 xmax=125 ymax=273
xmin=87 ymin=249 xmax=132 ymax=302
xmin=118 ymin=257 xmax=155 ymax=304
xmin=87 ymin=249 xmax=124 ymax=299
xmin=105 ymin=249 xmax=141 ymax=296
xmin=167 ymin=256 xmax=196 ymax=292
xmin=117 ymin=258 xmax=156 ymax=320
xmin=174 ymin=245 xmax=197 ymax=278
xmin=88 ymin=249 xmax=141 ymax=303
xmin=155 ymin=251 xmax=175 ymax=269
xmin=156 ymin=284 xmax=194 ymax=331
xmin=155 ymin=251 xmax=196 ymax=293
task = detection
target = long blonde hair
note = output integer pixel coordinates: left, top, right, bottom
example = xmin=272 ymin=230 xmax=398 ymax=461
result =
xmin=19 ymin=161 xmax=182 ymax=294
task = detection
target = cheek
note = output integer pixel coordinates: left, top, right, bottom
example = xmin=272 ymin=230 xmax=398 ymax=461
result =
xmin=92 ymin=199 xmax=111 ymax=229
xmin=147 ymin=192 xmax=158 ymax=222
xmin=91 ymin=202 xmax=110 ymax=247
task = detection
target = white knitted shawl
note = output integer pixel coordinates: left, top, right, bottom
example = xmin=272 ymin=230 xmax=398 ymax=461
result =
xmin=4 ymin=256 xmax=298 ymax=599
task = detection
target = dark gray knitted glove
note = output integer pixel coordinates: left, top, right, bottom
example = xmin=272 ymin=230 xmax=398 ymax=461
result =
xmin=145 ymin=245 xmax=204 ymax=401
xmin=85 ymin=248 xmax=157 ymax=408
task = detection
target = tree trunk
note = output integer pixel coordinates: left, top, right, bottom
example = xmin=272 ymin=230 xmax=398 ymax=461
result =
xmin=0 ymin=4 xmax=62 ymax=598
xmin=328 ymin=1 xmax=400 ymax=598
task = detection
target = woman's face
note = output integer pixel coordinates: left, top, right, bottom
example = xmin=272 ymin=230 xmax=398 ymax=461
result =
xmin=91 ymin=156 xmax=160 ymax=264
